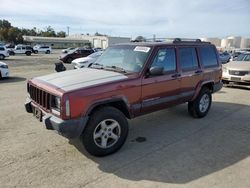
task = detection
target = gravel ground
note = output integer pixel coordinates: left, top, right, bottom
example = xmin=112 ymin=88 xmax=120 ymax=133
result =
xmin=0 ymin=51 xmax=250 ymax=188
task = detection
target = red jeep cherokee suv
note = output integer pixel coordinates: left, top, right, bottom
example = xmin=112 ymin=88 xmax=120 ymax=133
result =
xmin=25 ymin=39 xmax=222 ymax=156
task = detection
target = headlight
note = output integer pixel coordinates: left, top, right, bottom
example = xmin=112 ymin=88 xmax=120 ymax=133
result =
xmin=52 ymin=96 xmax=61 ymax=111
xmin=222 ymin=67 xmax=228 ymax=73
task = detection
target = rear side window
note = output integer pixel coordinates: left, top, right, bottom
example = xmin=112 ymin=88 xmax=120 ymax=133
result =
xmin=200 ymin=46 xmax=218 ymax=67
xmin=179 ymin=47 xmax=198 ymax=70
xmin=151 ymin=48 xmax=176 ymax=72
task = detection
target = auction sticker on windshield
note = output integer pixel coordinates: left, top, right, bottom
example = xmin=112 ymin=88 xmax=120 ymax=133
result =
xmin=134 ymin=46 xmax=151 ymax=53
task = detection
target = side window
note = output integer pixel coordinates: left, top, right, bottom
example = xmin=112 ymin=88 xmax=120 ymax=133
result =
xmin=179 ymin=47 xmax=198 ymax=70
xmin=16 ymin=47 xmax=21 ymax=50
xmin=200 ymin=46 xmax=218 ymax=67
xmin=151 ymin=48 xmax=176 ymax=73
xmin=0 ymin=47 xmax=4 ymax=51
xmin=22 ymin=47 xmax=26 ymax=50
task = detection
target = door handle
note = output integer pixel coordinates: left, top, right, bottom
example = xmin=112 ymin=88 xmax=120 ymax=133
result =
xmin=195 ymin=70 xmax=203 ymax=74
xmin=171 ymin=73 xmax=181 ymax=78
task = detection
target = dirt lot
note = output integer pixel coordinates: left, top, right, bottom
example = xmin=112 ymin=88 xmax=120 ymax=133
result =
xmin=0 ymin=51 xmax=250 ymax=188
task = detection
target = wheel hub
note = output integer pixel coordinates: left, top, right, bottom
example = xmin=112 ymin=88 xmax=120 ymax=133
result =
xmin=93 ymin=119 xmax=121 ymax=149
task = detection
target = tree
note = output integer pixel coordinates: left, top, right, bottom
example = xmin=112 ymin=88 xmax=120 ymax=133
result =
xmin=0 ymin=20 xmax=67 ymax=44
xmin=56 ymin=31 xmax=66 ymax=37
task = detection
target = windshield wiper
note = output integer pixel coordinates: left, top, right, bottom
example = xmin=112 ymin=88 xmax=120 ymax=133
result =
xmin=104 ymin=65 xmax=127 ymax=73
xmin=89 ymin=62 xmax=104 ymax=69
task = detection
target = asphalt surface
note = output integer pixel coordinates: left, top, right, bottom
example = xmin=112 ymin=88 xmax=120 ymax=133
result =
xmin=0 ymin=51 xmax=249 ymax=188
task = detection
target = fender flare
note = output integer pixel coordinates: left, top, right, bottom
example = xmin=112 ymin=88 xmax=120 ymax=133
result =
xmin=84 ymin=96 xmax=131 ymax=118
xmin=191 ymin=80 xmax=214 ymax=101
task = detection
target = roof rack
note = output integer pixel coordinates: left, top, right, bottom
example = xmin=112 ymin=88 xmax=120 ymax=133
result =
xmin=173 ymin=38 xmax=204 ymax=43
xmin=131 ymin=38 xmax=211 ymax=44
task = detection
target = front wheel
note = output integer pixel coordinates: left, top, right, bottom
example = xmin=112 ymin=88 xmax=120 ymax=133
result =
xmin=0 ymin=54 xmax=5 ymax=60
xmin=188 ymin=87 xmax=212 ymax=118
xmin=82 ymin=107 xmax=128 ymax=157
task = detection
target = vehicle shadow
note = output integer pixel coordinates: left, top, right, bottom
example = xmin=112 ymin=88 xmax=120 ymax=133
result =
xmin=0 ymin=76 xmax=26 ymax=83
xmin=69 ymin=101 xmax=250 ymax=184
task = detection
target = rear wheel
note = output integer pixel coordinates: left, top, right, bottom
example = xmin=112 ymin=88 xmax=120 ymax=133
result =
xmin=188 ymin=87 xmax=212 ymax=118
xmin=46 ymin=50 xmax=50 ymax=54
xmin=82 ymin=106 xmax=128 ymax=157
xmin=34 ymin=50 xmax=38 ymax=54
xmin=25 ymin=51 xmax=31 ymax=56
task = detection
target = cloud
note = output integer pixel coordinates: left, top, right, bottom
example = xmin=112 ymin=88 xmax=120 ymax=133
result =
xmin=0 ymin=0 xmax=249 ymax=38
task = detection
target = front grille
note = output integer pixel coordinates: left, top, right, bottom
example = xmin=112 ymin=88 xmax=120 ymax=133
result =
xmin=229 ymin=70 xmax=249 ymax=76
xmin=29 ymin=84 xmax=51 ymax=109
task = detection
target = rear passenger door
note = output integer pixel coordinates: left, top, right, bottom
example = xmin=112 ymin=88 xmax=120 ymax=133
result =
xmin=141 ymin=47 xmax=181 ymax=113
xmin=178 ymin=47 xmax=202 ymax=101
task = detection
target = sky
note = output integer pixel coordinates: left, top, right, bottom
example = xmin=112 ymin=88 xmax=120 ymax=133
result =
xmin=1 ymin=0 xmax=250 ymax=39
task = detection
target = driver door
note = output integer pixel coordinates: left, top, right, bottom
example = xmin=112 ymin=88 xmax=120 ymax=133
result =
xmin=141 ymin=47 xmax=181 ymax=114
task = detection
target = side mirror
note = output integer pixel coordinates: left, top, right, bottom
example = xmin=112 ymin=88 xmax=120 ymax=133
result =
xmin=149 ymin=66 xmax=164 ymax=76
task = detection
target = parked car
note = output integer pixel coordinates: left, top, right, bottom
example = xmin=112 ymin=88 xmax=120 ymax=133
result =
xmin=61 ymin=47 xmax=76 ymax=54
xmin=222 ymin=52 xmax=250 ymax=84
xmin=33 ymin=45 xmax=52 ymax=54
xmin=71 ymin=51 xmax=103 ymax=69
xmin=59 ymin=48 xmax=95 ymax=63
xmin=5 ymin=44 xmax=15 ymax=55
xmin=25 ymin=39 xmax=222 ymax=156
xmin=0 ymin=46 xmax=9 ymax=60
xmin=14 ymin=45 xmax=33 ymax=56
xmin=0 ymin=61 xmax=9 ymax=78
xmin=93 ymin=47 xmax=103 ymax=52
xmin=219 ymin=52 xmax=231 ymax=64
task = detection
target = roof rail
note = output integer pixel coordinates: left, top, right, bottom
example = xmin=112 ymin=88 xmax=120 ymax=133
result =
xmin=173 ymin=38 xmax=203 ymax=43
xmin=131 ymin=38 xmax=211 ymax=44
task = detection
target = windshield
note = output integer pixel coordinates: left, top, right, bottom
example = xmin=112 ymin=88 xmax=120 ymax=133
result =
xmin=93 ymin=45 xmax=151 ymax=73
xmin=236 ymin=54 xmax=250 ymax=61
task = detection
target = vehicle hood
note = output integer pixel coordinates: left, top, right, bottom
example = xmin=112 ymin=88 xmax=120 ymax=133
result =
xmin=0 ymin=61 xmax=7 ymax=66
xmin=33 ymin=68 xmax=128 ymax=92
xmin=223 ymin=61 xmax=250 ymax=70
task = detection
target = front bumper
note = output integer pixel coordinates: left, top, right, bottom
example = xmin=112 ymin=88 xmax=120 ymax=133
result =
xmin=25 ymin=100 xmax=88 ymax=139
xmin=222 ymin=72 xmax=250 ymax=83
xmin=0 ymin=68 xmax=9 ymax=78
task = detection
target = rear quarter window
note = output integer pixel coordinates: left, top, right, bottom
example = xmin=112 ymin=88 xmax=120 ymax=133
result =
xmin=200 ymin=46 xmax=218 ymax=67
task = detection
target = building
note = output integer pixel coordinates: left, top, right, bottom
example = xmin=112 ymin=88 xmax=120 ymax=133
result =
xmin=200 ymin=38 xmax=221 ymax=47
xmin=23 ymin=35 xmax=131 ymax=49
xmin=68 ymin=34 xmax=131 ymax=49
xmin=240 ymin=38 xmax=250 ymax=49
xmin=23 ymin=36 xmax=91 ymax=49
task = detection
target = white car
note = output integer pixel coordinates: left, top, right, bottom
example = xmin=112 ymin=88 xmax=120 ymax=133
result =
xmin=62 ymin=47 xmax=76 ymax=53
xmin=33 ymin=45 xmax=52 ymax=54
xmin=0 ymin=61 xmax=9 ymax=78
xmin=71 ymin=51 xmax=103 ymax=69
xmin=0 ymin=46 xmax=9 ymax=60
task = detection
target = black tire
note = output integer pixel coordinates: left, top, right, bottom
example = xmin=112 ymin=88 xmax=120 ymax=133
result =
xmin=34 ymin=50 xmax=38 ymax=54
xmin=46 ymin=50 xmax=50 ymax=54
xmin=188 ymin=87 xmax=212 ymax=118
xmin=66 ymin=57 xmax=73 ymax=63
xmin=0 ymin=54 xmax=5 ymax=60
xmin=25 ymin=51 xmax=31 ymax=56
xmin=82 ymin=106 xmax=128 ymax=157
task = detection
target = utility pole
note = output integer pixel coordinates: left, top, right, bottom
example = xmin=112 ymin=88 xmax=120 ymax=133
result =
xmin=67 ymin=26 xmax=70 ymax=36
